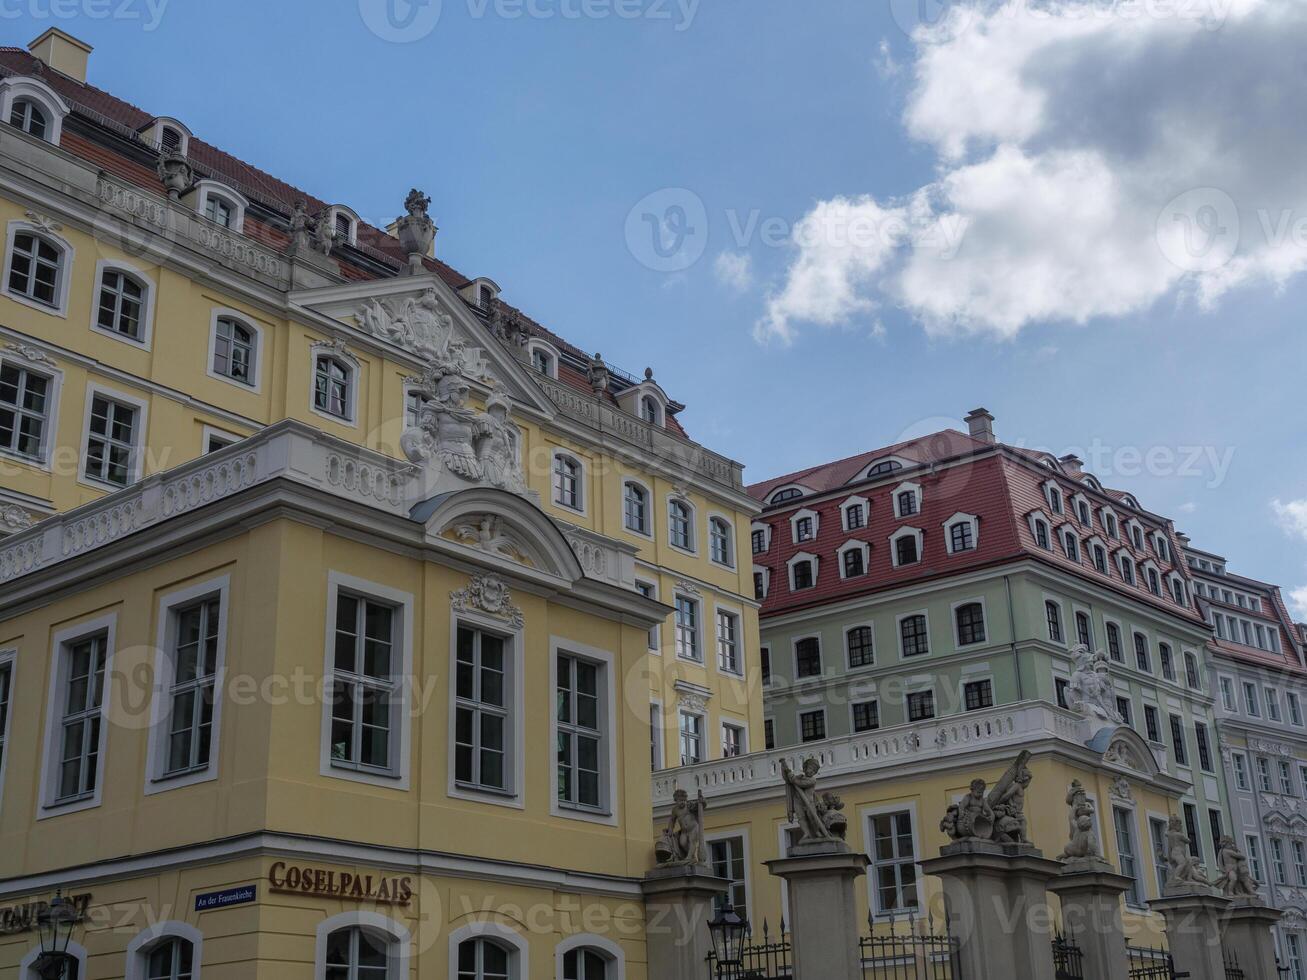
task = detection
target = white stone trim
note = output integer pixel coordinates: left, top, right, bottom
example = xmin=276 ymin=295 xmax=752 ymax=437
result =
xmin=4 ymin=217 xmax=74 ymax=317
xmin=38 ymin=612 xmax=118 ymax=819
xmin=712 ymin=599 xmax=746 ymax=678
xmin=787 ymin=551 xmax=819 ymax=591
xmin=891 ymin=481 xmax=922 ymax=519
xmin=526 ymin=338 xmax=560 ymax=379
xmin=667 ymin=492 xmax=698 ymax=555
xmin=20 ymin=940 xmax=86 ymax=979
xmin=750 ymin=521 xmax=772 ymax=555
xmin=308 ymin=340 xmax=359 ymax=426
xmin=797 ymin=704 xmax=828 ymax=744
xmin=860 ymin=800 xmax=923 ymax=919
xmin=752 ymin=565 xmax=770 ymax=601
xmin=949 ymin=596 xmax=989 ymax=649
xmin=327 ymin=204 xmax=361 ymax=246
xmin=0 ymin=343 xmax=62 ymax=470
xmin=704 ymin=827 xmax=754 ymax=925
xmin=620 ymin=477 xmax=654 ymax=539
xmin=789 ymin=507 xmax=820 ymax=545
xmin=768 ymin=483 xmax=809 ymax=505
xmin=315 ymin=911 xmax=410 ymax=979
xmin=206 ymin=307 xmax=265 ymax=393
xmin=89 ymin=258 xmax=157 ymax=350
xmin=78 ymin=379 xmax=149 ymax=490
xmin=707 ymin=511 xmax=737 ymax=569
xmin=319 ymin=572 xmax=415 ymax=791
xmin=837 ymin=538 xmax=870 ymax=579
xmin=125 ymin=921 xmax=203 ymax=980
xmin=0 ymin=75 xmax=70 ymax=146
xmin=144 ymin=575 xmax=231 ymax=796
xmin=895 ymin=608 xmax=931 ymax=659
xmin=556 ymin=933 xmax=627 ymax=980
xmin=843 ymin=619 xmax=876 ymax=671
xmin=200 ymin=424 xmax=243 ymax=454
xmin=889 ymin=526 xmax=924 ymax=567
xmin=942 ymin=511 xmax=979 ymax=554
xmin=550 ymin=448 xmax=588 ymax=516
xmin=549 ymin=636 xmax=620 ymax=826
xmin=140 ymin=116 xmax=192 ymax=155
xmin=448 ymin=922 xmax=528 ymax=980
xmin=840 ymin=495 xmax=869 ymax=531
xmin=192 ymin=179 xmax=249 ymax=234
xmin=1027 ymin=508 xmax=1053 ymax=550
xmin=1041 ymin=592 xmax=1068 ymax=646
xmin=790 ymin=631 xmax=823 ymax=684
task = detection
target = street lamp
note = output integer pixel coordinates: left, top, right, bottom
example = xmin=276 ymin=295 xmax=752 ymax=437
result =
xmin=708 ymin=903 xmax=749 ymax=980
xmin=35 ymin=890 xmax=78 ymax=980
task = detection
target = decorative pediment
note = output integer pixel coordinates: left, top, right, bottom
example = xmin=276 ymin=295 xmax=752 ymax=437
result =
xmin=451 ymin=574 xmax=524 ymax=629
xmin=1087 ymin=724 xmax=1162 ymax=779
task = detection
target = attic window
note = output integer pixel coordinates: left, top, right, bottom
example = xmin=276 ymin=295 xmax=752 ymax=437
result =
xmin=335 ymin=214 xmax=353 ymax=239
xmin=10 ymin=99 xmax=47 ymax=140
xmin=867 ymin=460 xmax=902 ymax=478
xmin=641 ymin=395 xmax=662 ymax=426
xmin=771 ymin=488 xmax=802 ymax=504
xmin=205 ymin=195 xmax=234 ymax=228
xmin=160 ymin=126 xmax=183 ymax=153
xmin=478 ymin=285 xmax=495 ymax=309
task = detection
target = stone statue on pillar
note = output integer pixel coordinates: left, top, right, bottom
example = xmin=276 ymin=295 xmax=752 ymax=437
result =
xmin=940 ymin=752 xmax=1033 ymax=845
xmin=1165 ymin=814 xmax=1211 ymax=890
xmin=656 ymin=788 xmax=708 ymax=868
xmin=1214 ymin=836 xmax=1260 ymax=898
xmin=1059 ymin=779 xmax=1102 ymax=862
xmin=782 ymin=758 xmax=838 ymax=844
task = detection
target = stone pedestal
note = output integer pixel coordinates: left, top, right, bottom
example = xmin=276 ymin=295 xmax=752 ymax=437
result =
xmin=919 ymin=841 xmax=1063 ymax=980
xmin=642 ymin=865 xmax=730 ymax=980
xmin=1222 ymin=898 xmax=1283 ymax=980
xmin=1149 ymin=885 xmax=1231 ymax=980
xmin=1046 ymin=858 xmax=1131 ymax=980
xmin=765 ymin=841 xmax=869 ymax=980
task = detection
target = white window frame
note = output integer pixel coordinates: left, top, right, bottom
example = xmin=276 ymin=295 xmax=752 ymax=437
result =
xmin=550 ymin=637 xmax=619 ymax=825
xmin=124 ymin=921 xmax=204 ymax=980
xmin=0 ymin=648 xmax=13 ymax=817
xmin=650 ymin=699 xmax=663 ymax=770
xmin=327 ymin=205 xmax=361 ymax=246
xmin=4 ymin=219 xmax=74 ymax=317
xmin=1232 ymin=751 xmax=1250 ymax=791
xmin=720 ymin=720 xmax=747 ymax=758
xmin=551 ymin=450 xmax=587 ymax=515
xmin=667 ymin=495 xmax=697 ymax=554
xmin=1101 ymin=506 xmax=1120 ymax=539
xmin=527 ymin=339 xmax=560 ymax=379
xmin=943 ymin=512 xmax=979 ymax=554
xmin=0 ymin=345 xmax=62 ymax=470
xmin=950 ymin=597 xmax=989 ymax=649
xmin=1071 ymin=493 xmax=1093 ymax=527
xmin=317 ymin=911 xmax=411 ymax=980
xmin=750 ymin=521 xmax=772 ymax=554
xmin=892 ymin=481 xmax=923 ymax=519
xmin=144 ymin=575 xmax=231 ymax=795
xmin=752 ymin=566 xmax=770 ymax=601
xmin=621 ymin=479 xmax=653 ymax=539
xmin=787 ymin=551 xmax=818 ymax=591
xmin=889 ymin=526 xmax=924 ymax=568
xmin=635 ymin=577 xmax=660 ymax=652
xmin=674 ymin=593 xmax=703 ymax=663
xmin=708 ymin=513 xmax=736 ymax=568
xmin=201 ymin=424 xmax=243 ymax=455
xmin=679 ymin=709 xmax=705 ymax=765
xmin=38 ymin=612 xmax=117 ymax=819
xmin=0 ymin=75 xmax=70 ymax=145
xmin=448 ymin=922 xmax=526 ymax=980
xmin=837 ymin=539 xmax=871 ymax=579
xmin=79 ymin=382 xmax=149 ymax=490
xmin=705 ymin=829 xmax=754 ymax=924
xmin=841 ymin=495 xmax=869 ymax=531
xmin=448 ymin=609 xmax=525 ymax=809
xmin=1218 ymin=675 xmax=1237 ymax=714
xmin=193 ymin=179 xmax=249 ymax=234
xmin=309 ymin=345 xmax=360 ymax=426
xmin=844 ymin=620 xmax=875 ymax=670
xmin=89 ymin=259 xmax=157 ymax=349
xmin=320 ymin=572 xmax=415 ymax=791
xmin=896 ymin=609 xmax=931 ymax=659
xmin=207 ymin=308 xmax=264 ymax=392
xmin=556 ymin=934 xmax=627 ymax=980
xmin=20 ymin=941 xmax=87 ymax=980
xmin=792 ymin=632 xmax=823 ymax=681
xmin=851 ymin=697 xmax=880 ymax=733
xmin=790 ymin=507 xmax=820 ymax=545
xmin=714 ymin=603 xmax=744 ymax=677
xmin=1027 ymin=509 xmax=1053 ymax=550
xmin=798 ymin=705 xmax=828 ymax=743
xmin=862 ymin=801 xmax=923 ymax=918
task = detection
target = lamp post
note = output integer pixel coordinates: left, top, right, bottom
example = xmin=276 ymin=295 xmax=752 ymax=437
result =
xmin=708 ymin=903 xmax=749 ymax=980
xmin=34 ymin=890 xmax=78 ymax=980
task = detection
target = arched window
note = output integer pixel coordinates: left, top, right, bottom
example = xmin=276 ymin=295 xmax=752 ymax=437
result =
xmin=204 ymin=194 xmax=236 ymax=228
xmin=897 ymin=490 xmax=918 ymax=517
xmin=640 ymin=395 xmax=661 ymax=426
xmin=326 ymin=926 xmax=393 ymax=979
xmin=96 ymin=267 xmax=146 ymax=341
xmin=531 ymin=348 xmax=554 ymax=376
xmin=955 ymin=603 xmax=986 ymax=646
xmin=7 ymin=231 xmax=64 ymax=308
xmin=1046 ymin=601 xmax=1062 ymax=643
xmin=457 ymin=938 xmax=512 ymax=980
xmin=623 ymin=482 xmax=648 ymax=534
xmin=669 ymin=499 xmax=693 ymax=550
xmin=213 ymin=317 xmax=256 ymax=385
xmin=10 ymin=98 xmax=47 ymax=140
xmin=866 ymin=459 xmax=902 ymax=478
xmin=314 ymin=356 xmax=353 ymax=419
xmin=709 ymin=517 xmax=733 ymax=566
xmin=144 ymin=938 xmax=194 ymax=980
xmin=159 ymin=125 xmax=184 ymax=153
xmin=770 ymin=488 xmax=802 ymax=504
xmin=553 ymin=454 xmax=582 ymax=510
xmin=562 ymin=947 xmax=609 ymax=980
xmin=847 ymin=625 xmax=874 ymax=668
xmin=1033 ymin=519 xmax=1050 ymax=550
xmin=1075 ymin=611 xmax=1092 ymax=648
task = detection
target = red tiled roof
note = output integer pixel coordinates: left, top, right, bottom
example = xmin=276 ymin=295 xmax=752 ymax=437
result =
xmin=0 ymin=49 xmax=693 ymax=436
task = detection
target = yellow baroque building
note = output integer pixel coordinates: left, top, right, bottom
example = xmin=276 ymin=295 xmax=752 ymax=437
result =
xmin=0 ymin=28 xmax=761 ymax=979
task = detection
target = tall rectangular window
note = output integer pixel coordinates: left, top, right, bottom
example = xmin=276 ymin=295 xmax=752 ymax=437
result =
xmin=635 ymin=581 xmax=659 ymax=651
xmin=870 ymin=811 xmax=919 ymax=913
xmin=84 ymin=394 xmax=138 ymax=487
xmin=330 ymin=595 xmax=397 ymax=775
xmin=900 ymin=615 xmax=929 ymax=657
xmin=1220 ymin=677 xmax=1237 ymax=713
xmin=1281 ymin=759 xmax=1296 ymax=797
xmin=1209 ymin=809 xmax=1224 ymax=860
xmin=1113 ymin=807 xmax=1141 ymax=905
xmin=1294 ymin=840 xmax=1307 ymax=886
xmin=716 ymin=611 xmax=740 ymax=674
xmin=0 ymin=360 xmax=51 ymax=460
xmin=680 ymin=712 xmax=703 ymax=765
xmin=163 ymin=597 xmax=220 ymax=777
xmin=721 ymin=723 xmax=744 ymax=758
xmin=454 ymin=625 xmax=509 ymax=792
xmin=1149 ymin=817 xmax=1170 ymax=895
xmin=556 ymin=653 xmax=604 ymax=811
xmin=1134 ymin=633 xmax=1151 ymax=673
xmin=650 ymin=704 xmax=662 ymax=772
xmin=1232 ymin=753 xmax=1249 ymax=790
xmin=1247 ymin=836 xmax=1263 ymax=883
xmin=1272 ymin=838 xmax=1288 ymax=885
xmin=0 ymin=656 xmax=11 ymax=784
xmin=1169 ymin=714 xmax=1188 ymax=767
xmin=675 ymin=596 xmax=700 ymax=662
xmin=313 ymin=356 xmax=352 ymax=419
xmin=1144 ymin=705 xmax=1160 ymax=743
xmin=710 ymin=836 xmax=748 ymax=913
xmin=1257 ymin=757 xmax=1273 ymax=792
xmin=56 ymin=633 xmax=108 ymax=803
xmin=1195 ymin=722 xmax=1213 ymax=773
xmin=795 ymin=638 xmax=822 ymax=679
xmin=847 ymin=626 xmax=874 ymax=668
xmin=1184 ymin=804 xmax=1202 ymax=860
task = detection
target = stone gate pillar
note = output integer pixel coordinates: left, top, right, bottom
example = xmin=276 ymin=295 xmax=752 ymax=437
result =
xmin=920 ymin=840 xmax=1063 ymax=980
xmin=1149 ymin=885 xmax=1232 ymax=980
xmin=1222 ymin=899 xmax=1283 ymax=980
xmin=1046 ymin=857 xmax=1132 ymax=980
xmin=765 ymin=840 xmax=870 ymax=980
xmin=642 ymin=866 xmax=730 ymax=980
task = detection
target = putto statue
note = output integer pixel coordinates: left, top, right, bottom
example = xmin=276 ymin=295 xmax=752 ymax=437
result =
xmin=312 ymin=209 xmax=337 ymax=255
xmin=656 ymin=788 xmax=708 ymax=868
xmin=819 ymin=792 xmax=848 ymax=841
xmin=288 ymin=201 xmax=312 ymax=253
xmin=1165 ymin=814 xmax=1210 ymax=888
xmin=782 ymin=758 xmax=838 ymax=844
xmin=1066 ymin=645 xmax=1123 ymax=725
xmin=1214 ymin=836 xmax=1261 ymax=898
xmin=942 ymin=752 xmax=1034 ymax=845
xmin=1059 ymin=779 xmax=1101 ymax=861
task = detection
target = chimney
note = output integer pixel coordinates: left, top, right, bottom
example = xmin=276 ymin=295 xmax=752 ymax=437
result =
xmin=1059 ymin=454 xmax=1084 ymax=476
xmin=28 ymin=29 xmax=93 ymax=84
xmin=964 ymin=407 xmax=995 ymax=444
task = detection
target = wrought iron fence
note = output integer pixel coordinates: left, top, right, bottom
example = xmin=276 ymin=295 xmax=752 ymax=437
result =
xmin=1053 ymin=928 xmax=1085 ymax=980
xmin=1128 ymin=942 xmax=1183 ymax=980
xmin=1224 ymin=951 xmax=1245 ymax=980
xmin=859 ymin=911 xmax=962 ymax=980
xmin=705 ymin=918 xmax=792 ymax=980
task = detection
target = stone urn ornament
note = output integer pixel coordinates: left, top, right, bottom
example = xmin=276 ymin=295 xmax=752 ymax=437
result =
xmin=156 ymin=151 xmax=192 ymax=200
xmin=395 ymin=188 xmax=436 ymax=275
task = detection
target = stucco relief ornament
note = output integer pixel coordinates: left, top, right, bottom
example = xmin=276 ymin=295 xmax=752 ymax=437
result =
xmin=1060 ymin=779 xmax=1102 ymax=861
xmin=656 ymin=788 xmax=708 ymax=868
xmin=1215 ymin=836 xmax=1262 ymax=898
xmin=0 ymin=505 xmax=34 ymax=532
xmin=1165 ymin=814 xmax=1211 ymax=889
xmin=22 ymin=210 xmax=62 ymax=234
xmin=1066 ymin=644 xmax=1123 ymax=727
xmin=3 ymin=343 xmax=56 ymax=367
xmin=450 ymin=516 xmax=529 ymax=563
xmin=782 ymin=757 xmax=839 ymax=844
xmin=1110 ymin=775 xmax=1134 ymax=803
xmin=450 ymin=574 xmax=524 ymax=628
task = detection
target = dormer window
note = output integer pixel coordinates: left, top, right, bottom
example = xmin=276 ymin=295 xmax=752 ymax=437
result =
xmin=771 ymin=487 xmax=803 ymax=504
xmin=527 ymin=341 xmax=559 ymax=380
xmin=139 ymin=116 xmax=192 ymax=156
xmin=205 ymin=196 xmax=233 ymax=227
xmin=1046 ymin=484 xmax=1063 ymax=515
xmin=10 ymin=99 xmax=47 ymax=140
xmin=478 ymin=284 xmax=494 ymax=309
xmin=893 ymin=482 xmax=922 ymax=519
xmin=866 ymin=459 xmax=903 ymax=478
xmin=193 ymin=181 xmax=249 ymax=234
xmin=160 ymin=126 xmax=183 ymax=153
xmin=326 ymin=206 xmax=360 ymax=246
xmin=641 ymin=395 xmax=662 ymax=426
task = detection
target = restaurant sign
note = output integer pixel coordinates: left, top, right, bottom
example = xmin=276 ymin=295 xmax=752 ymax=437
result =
xmin=268 ymin=863 xmax=413 ymax=907
xmin=0 ymin=893 xmax=92 ymax=935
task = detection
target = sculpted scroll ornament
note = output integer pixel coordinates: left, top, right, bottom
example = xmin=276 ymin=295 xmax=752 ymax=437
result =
xmin=450 ymin=574 xmax=524 ymax=628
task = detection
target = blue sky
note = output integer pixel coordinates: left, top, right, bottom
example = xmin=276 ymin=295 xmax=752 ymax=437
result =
xmin=9 ymin=0 xmax=1307 ymax=605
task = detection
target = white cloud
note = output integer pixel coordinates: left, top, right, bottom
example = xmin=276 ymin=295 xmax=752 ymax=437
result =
xmin=761 ymin=0 xmax=1307 ymax=343
xmin=1176 ymin=502 xmax=1198 ymax=514
xmin=1288 ymin=585 xmax=1307 ymax=621
xmin=714 ymin=252 xmax=754 ymax=292
xmin=1272 ymin=498 xmax=1307 ymax=542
